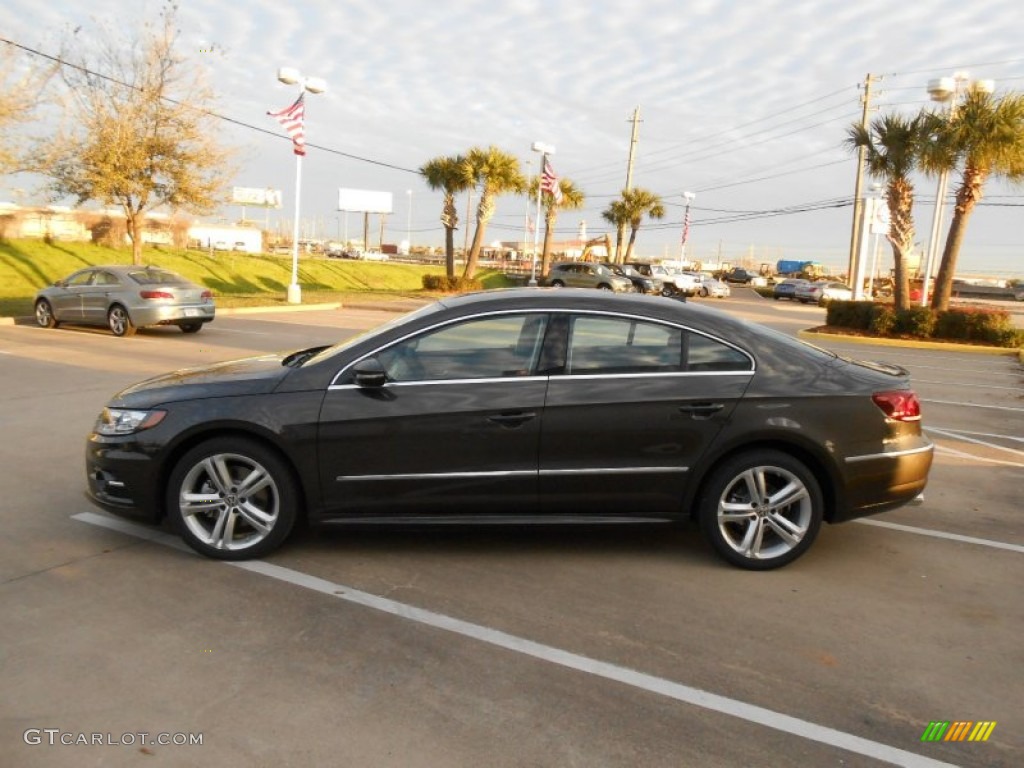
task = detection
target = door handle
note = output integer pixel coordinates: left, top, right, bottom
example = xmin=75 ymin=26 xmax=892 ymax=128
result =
xmin=488 ymin=412 xmax=537 ymax=428
xmin=678 ymin=402 xmax=724 ymax=419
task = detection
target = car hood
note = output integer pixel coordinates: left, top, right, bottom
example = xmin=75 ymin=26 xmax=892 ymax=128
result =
xmin=109 ymin=354 xmax=292 ymax=408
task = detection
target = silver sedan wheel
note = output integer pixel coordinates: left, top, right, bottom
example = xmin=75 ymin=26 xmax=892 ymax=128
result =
xmin=178 ymin=452 xmax=281 ymax=553
xmin=699 ymin=450 xmax=823 ymax=569
xmin=107 ymin=305 xmax=136 ymax=337
xmin=715 ymin=466 xmax=813 ymax=561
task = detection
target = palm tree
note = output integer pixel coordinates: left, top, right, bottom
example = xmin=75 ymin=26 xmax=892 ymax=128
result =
xmin=420 ymin=155 xmax=472 ymax=279
xmin=600 ymin=198 xmax=628 ymax=262
xmin=462 ymin=146 xmax=525 ymax=280
xmin=845 ymin=113 xmax=925 ymax=310
xmin=919 ymin=89 xmax=1024 ymax=310
xmin=531 ymin=176 xmax=585 ymax=278
xmin=618 ymin=188 xmax=665 ymax=263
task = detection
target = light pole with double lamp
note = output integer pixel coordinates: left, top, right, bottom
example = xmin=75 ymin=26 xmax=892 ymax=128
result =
xmin=920 ymin=73 xmax=993 ymax=307
xmin=529 ymin=141 xmax=555 ymax=286
xmin=275 ymin=67 xmax=326 ymax=304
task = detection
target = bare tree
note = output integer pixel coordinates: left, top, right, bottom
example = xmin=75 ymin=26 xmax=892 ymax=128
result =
xmin=44 ymin=5 xmax=234 ymax=264
xmin=0 ymin=41 xmax=55 ymax=174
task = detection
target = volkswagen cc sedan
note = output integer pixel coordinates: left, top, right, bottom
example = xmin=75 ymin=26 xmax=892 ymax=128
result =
xmin=85 ymin=289 xmax=932 ymax=569
xmin=35 ymin=266 xmax=215 ymax=336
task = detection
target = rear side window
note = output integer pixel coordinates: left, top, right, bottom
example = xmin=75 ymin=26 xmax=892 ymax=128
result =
xmin=565 ymin=315 xmax=752 ymax=375
xmin=567 ymin=316 xmax=682 ymax=374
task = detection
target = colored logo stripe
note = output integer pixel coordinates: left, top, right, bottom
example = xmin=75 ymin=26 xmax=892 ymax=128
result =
xmin=920 ymin=721 xmax=996 ymax=742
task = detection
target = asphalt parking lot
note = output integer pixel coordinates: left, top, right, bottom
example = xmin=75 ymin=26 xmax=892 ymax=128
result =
xmin=1 ymin=292 xmax=1021 ymax=767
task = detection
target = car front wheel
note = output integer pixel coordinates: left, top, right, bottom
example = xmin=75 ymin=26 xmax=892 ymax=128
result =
xmin=167 ymin=438 xmax=298 ymax=560
xmin=35 ymin=299 xmax=59 ymax=328
xmin=698 ymin=450 xmax=823 ymax=570
xmin=107 ymin=305 xmax=136 ymax=337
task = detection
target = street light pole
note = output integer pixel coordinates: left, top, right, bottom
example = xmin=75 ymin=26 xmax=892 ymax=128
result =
xmin=529 ymin=141 xmax=555 ymax=286
xmin=405 ymin=189 xmax=412 ymax=255
xmin=275 ymin=67 xmax=326 ymax=304
xmin=920 ymin=73 xmax=994 ymax=307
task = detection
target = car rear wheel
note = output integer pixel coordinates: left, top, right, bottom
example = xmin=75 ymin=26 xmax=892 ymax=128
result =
xmin=698 ymin=450 xmax=823 ymax=570
xmin=661 ymin=286 xmax=675 ymax=297
xmin=700 ymin=287 xmax=709 ymax=297
xmin=107 ymin=305 xmax=136 ymax=337
xmin=550 ymin=280 xmax=565 ymax=288
xmin=179 ymin=322 xmax=203 ymax=334
xmin=597 ymin=283 xmax=613 ymax=290
xmin=167 ymin=437 xmax=298 ymax=560
xmin=35 ymin=299 xmax=59 ymax=329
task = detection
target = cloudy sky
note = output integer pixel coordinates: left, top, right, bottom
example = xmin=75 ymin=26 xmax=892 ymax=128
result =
xmin=4 ymin=0 xmax=1024 ymax=276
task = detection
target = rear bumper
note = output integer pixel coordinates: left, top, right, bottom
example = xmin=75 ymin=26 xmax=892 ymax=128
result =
xmin=832 ymin=441 xmax=934 ymax=522
xmin=131 ymin=304 xmax=215 ymax=327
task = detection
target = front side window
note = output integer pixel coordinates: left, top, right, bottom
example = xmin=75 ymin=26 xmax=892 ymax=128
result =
xmin=375 ymin=313 xmax=548 ymax=382
xmin=66 ymin=271 xmax=95 ymax=287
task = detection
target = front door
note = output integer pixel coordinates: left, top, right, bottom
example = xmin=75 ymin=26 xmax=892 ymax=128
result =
xmin=317 ymin=312 xmax=551 ymax=517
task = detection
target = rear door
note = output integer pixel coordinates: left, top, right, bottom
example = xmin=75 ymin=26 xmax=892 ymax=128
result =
xmin=79 ymin=269 xmax=123 ymax=326
xmin=538 ymin=312 xmax=754 ymax=515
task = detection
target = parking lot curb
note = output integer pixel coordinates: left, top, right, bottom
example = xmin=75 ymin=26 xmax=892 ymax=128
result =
xmin=217 ymin=302 xmax=342 ymax=316
xmin=799 ymin=328 xmax=1021 ymax=357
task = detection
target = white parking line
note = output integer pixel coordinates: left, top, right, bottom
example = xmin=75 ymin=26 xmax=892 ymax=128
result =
xmin=922 ymin=398 xmax=1024 ymax=412
xmin=915 ymin=378 xmax=1022 ymax=392
xmin=856 ymin=519 xmax=1024 ymax=554
xmin=927 ymin=427 xmax=1024 ymax=458
xmin=72 ymin=511 xmax=957 ymax=768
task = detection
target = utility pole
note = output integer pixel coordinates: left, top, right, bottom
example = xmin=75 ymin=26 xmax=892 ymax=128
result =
xmin=624 ymin=106 xmax=642 ymax=191
xmin=847 ymin=73 xmax=879 ymax=283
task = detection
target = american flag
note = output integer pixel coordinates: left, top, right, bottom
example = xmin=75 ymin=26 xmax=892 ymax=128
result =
xmin=539 ymin=158 xmax=563 ymax=204
xmin=681 ymin=205 xmax=691 ymax=246
xmin=268 ymin=94 xmax=306 ymax=156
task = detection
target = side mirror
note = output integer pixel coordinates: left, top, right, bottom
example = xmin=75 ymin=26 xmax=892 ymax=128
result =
xmin=352 ymin=358 xmax=387 ymax=388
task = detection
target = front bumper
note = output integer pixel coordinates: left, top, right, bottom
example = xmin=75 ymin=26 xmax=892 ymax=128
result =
xmin=85 ymin=434 xmax=164 ymax=522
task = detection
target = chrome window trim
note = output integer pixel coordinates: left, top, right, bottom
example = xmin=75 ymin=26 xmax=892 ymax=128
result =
xmin=844 ymin=442 xmax=934 ymax=464
xmin=329 ymin=306 xmax=756 ymax=388
xmin=337 ymin=466 xmax=688 ymax=483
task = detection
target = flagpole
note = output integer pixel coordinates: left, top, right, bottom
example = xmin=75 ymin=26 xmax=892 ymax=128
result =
xmin=680 ymin=191 xmax=695 ymax=265
xmin=288 ymin=154 xmax=303 ymax=303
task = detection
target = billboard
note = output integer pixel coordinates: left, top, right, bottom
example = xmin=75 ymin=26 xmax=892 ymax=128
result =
xmin=338 ymin=188 xmax=393 ymax=214
xmin=232 ymin=187 xmax=283 ymax=208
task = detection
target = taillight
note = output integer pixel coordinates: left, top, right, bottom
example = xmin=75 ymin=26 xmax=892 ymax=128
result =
xmin=140 ymin=290 xmax=174 ymax=300
xmin=872 ymin=391 xmax=921 ymax=421
xmin=201 ymin=290 xmax=213 ymax=300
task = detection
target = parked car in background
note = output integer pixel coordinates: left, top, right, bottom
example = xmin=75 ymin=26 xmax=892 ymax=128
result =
xmin=84 ymin=289 xmax=932 ymax=570
xmin=795 ymin=280 xmax=854 ymax=305
xmin=695 ymin=275 xmax=731 ymax=298
xmin=606 ymin=263 xmax=663 ymax=294
xmin=626 ymin=263 xmax=697 ymax=296
xmin=723 ymin=267 xmax=767 ymax=286
xmin=542 ymin=262 xmax=634 ymax=292
xmin=773 ymin=278 xmax=810 ymax=301
xmin=35 ymin=266 xmax=215 ymax=337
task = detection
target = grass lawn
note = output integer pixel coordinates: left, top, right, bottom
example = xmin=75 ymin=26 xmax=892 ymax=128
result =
xmin=0 ymin=239 xmax=514 ymax=317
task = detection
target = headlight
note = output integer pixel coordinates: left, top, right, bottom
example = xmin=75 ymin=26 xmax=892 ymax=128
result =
xmin=94 ymin=407 xmax=166 ymax=436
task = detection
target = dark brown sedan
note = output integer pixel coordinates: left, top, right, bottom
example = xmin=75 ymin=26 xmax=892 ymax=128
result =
xmin=85 ymin=289 xmax=932 ymax=569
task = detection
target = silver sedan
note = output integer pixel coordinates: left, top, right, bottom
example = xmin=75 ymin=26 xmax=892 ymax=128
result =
xmin=34 ymin=265 xmax=215 ymax=336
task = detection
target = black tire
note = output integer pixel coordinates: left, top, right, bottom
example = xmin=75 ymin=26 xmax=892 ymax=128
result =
xmin=597 ymin=283 xmax=613 ymax=291
xmin=179 ymin=322 xmax=203 ymax=334
xmin=700 ymin=287 xmax=709 ymax=297
xmin=661 ymin=286 xmax=675 ymax=297
xmin=550 ymin=280 xmax=565 ymax=288
xmin=107 ymin=305 xmax=136 ymax=337
xmin=35 ymin=299 xmax=59 ymax=329
xmin=698 ymin=450 xmax=823 ymax=570
xmin=166 ymin=437 xmax=299 ymax=560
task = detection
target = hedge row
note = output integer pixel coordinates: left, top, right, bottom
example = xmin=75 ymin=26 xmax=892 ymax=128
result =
xmin=825 ymin=301 xmax=1022 ymax=347
xmin=421 ymin=275 xmax=483 ymax=292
